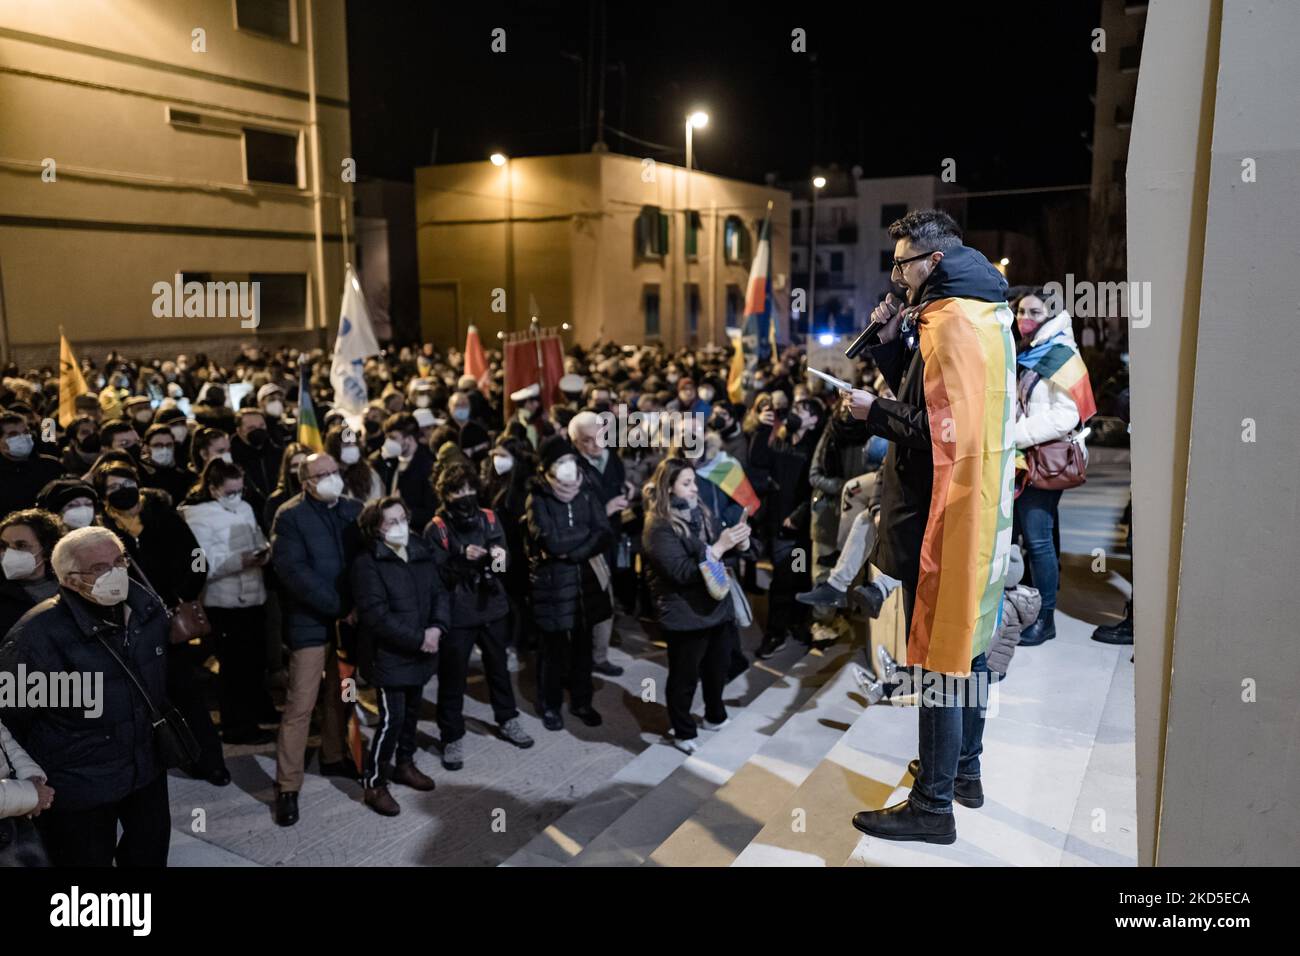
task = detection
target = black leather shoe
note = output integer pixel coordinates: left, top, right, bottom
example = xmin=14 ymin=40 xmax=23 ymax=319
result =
xmin=222 ymin=728 xmax=276 ymax=746
xmin=274 ymin=790 xmax=299 ymax=827
xmin=319 ymin=759 xmax=360 ymax=781
xmin=852 ymin=799 xmax=956 ymax=844
xmin=207 ymin=766 xmax=232 ymax=787
xmin=906 ymin=759 xmax=983 ymax=809
xmin=1091 ymin=614 xmax=1133 ymax=645
xmin=542 ymin=710 xmax=564 ymax=731
xmin=1018 ymin=610 xmax=1056 ymax=647
xmin=592 ymin=660 xmax=624 ymax=677
xmin=850 ymin=584 xmax=885 ymax=618
xmin=570 ymin=705 xmax=603 ymax=727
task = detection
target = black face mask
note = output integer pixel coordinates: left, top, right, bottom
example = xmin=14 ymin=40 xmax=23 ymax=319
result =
xmin=78 ymin=434 xmax=100 ymax=454
xmin=708 ymin=414 xmax=735 ymax=436
xmin=247 ymin=428 xmax=269 ymax=447
xmin=107 ymin=485 xmax=140 ymax=510
xmin=447 ymin=495 xmax=479 ymax=525
xmin=785 ymin=412 xmax=803 ymax=433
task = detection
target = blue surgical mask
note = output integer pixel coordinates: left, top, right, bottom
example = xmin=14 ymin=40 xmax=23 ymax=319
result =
xmin=452 ymin=407 xmax=470 ymax=424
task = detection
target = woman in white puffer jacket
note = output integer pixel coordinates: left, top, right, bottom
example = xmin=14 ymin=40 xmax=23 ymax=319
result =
xmin=1 ymin=717 xmax=53 ymax=865
xmin=1012 ymin=292 xmax=1087 ymax=647
xmin=180 ymin=458 xmax=276 ymax=745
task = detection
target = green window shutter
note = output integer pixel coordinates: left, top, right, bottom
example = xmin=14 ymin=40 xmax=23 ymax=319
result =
xmin=658 ymin=213 xmax=669 ymax=256
xmin=685 ymin=211 xmax=697 ymax=257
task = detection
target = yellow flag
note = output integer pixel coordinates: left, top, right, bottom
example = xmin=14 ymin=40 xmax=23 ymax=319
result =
xmin=726 ymin=330 xmax=745 ymax=403
xmin=58 ymin=330 xmax=89 ymax=427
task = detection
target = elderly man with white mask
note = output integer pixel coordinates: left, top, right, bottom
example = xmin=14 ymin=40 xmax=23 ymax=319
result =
xmin=0 ymin=526 xmax=172 ymax=866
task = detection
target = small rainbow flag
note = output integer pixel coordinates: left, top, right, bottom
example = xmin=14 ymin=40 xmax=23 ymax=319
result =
xmin=296 ymin=363 xmax=323 ymax=452
xmin=695 ymin=451 xmax=759 ymax=516
xmin=1017 ymin=337 xmax=1096 ymax=425
xmin=910 ymin=297 xmax=1017 ymax=677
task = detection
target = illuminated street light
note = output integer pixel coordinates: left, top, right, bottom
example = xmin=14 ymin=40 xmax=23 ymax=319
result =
xmin=688 ymin=110 xmax=709 ymax=130
xmin=812 ymin=176 xmax=827 ymax=189
xmin=1000 ymin=257 xmax=1010 ymax=266
xmin=490 ymin=152 xmax=507 ymax=166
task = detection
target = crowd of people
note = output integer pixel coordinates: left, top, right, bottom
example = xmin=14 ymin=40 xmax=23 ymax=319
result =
xmin=0 ymin=209 xmax=1112 ymax=866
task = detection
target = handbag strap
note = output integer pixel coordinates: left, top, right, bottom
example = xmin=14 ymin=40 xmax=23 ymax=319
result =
xmin=94 ymin=631 xmax=165 ymax=724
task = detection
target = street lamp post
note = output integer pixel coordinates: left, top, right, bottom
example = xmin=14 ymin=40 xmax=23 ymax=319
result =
xmin=491 ymin=153 xmax=514 ymax=336
xmin=685 ymin=111 xmax=707 ymax=344
xmin=809 ymin=175 xmax=827 ymax=334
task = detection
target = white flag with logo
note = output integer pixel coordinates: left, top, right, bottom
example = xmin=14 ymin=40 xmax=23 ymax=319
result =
xmin=330 ymin=265 xmax=380 ymax=419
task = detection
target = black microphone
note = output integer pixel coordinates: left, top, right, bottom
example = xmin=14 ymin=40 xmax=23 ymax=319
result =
xmin=844 ymin=320 xmax=885 ymax=360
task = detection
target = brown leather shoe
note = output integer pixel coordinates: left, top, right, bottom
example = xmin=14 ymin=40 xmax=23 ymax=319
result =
xmin=391 ymin=761 xmax=436 ymax=792
xmin=363 ymin=785 xmax=401 ymax=816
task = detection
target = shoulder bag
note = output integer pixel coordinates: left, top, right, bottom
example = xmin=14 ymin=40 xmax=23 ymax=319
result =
xmin=95 ymin=633 xmax=201 ymax=771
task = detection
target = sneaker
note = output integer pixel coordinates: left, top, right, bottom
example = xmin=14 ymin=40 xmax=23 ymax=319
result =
xmin=363 ymin=785 xmax=401 ymax=817
xmin=672 ymin=735 xmax=700 ymax=754
xmin=876 ymin=645 xmax=900 ymax=682
xmin=850 ymin=583 xmax=885 ymax=618
xmin=852 ymin=664 xmax=886 ymax=705
xmin=592 ymin=660 xmax=625 ymax=677
xmin=499 ymin=717 xmax=535 ymax=749
xmin=441 ymin=738 xmax=465 ymax=771
xmin=756 ymin=633 xmax=787 ymax=659
xmin=542 ymin=709 xmax=564 ymax=731
xmin=702 ymin=717 xmax=730 ymax=731
xmin=795 ymin=582 xmax=849 ymax=609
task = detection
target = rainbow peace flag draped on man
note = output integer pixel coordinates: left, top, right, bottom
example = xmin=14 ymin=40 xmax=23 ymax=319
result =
xmin=910 ymin=292 xmax=1017 ymax=676
xmin=1016 ymin=319 xmax=1097 ymax=424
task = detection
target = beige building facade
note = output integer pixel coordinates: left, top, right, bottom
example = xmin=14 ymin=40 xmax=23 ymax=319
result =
xmin=414 ymin=152 xmax=790 ymax=350
xmin=0 ymin=0 xmax=353 ymax=366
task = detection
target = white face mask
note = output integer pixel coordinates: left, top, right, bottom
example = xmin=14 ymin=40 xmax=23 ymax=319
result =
xmin=149 ymin=446 xmax=174 ymax=468
xmin=218 ymin=492 xmax=243 ymax=512
xmin=381 ymin=437 xmax=404 ymax=460
xmin=169 ymin=424 xmax=189 ymax=443
xmin=340 ymin=445 xmax=361 ymax=465
xmin=2 ymin=548 xmax=38 ymax=580
xmin=88 ymin=565 xmax=130 ymax=606
xmin=219 ymin=451 xmax=234 ymax=464
xmin=264 ymin=400 xmax=284 ymax=419
xmin=492 ymin=453 xmax=513 ymax=476
xmin=698 ymin=386 xmax=715 ymax=403
xmin=553 ymin=458 xmax=578 ymax=483
xmin=415 ymin=395 xmax=432 ymax=408
xmin=313 ymin=473 xmax=344 ymax=502
xmin=383 ymin=521 xmax=410 ymax=547
xmin=62 ymin=505 xmax=95 ymax=530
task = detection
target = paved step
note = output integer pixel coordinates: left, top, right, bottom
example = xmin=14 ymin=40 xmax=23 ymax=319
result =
xmin=562 ymin=638 xmax=856 ymax=866
xmin=500 ymin=624 xmax=798 ymax=867
xmin=642 ymin=635 xmax=861 ymax=867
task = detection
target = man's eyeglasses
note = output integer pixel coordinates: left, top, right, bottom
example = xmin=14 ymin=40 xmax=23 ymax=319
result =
xmin=891 ymin=250 xmax=935 ymax=274
xmin=71 ymin=556 xmax=129 ymax=578
xmin=309 ymin=469 xmax=340 ymax=481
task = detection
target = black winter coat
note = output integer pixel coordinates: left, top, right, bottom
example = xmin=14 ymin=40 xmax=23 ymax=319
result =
xmin=102 ymin=489 xmax=206 ymax=607
xmin=0 ymin=454 xmax=63 ymax=521
xmin=424 ymin=506 xmax=509 ymax=627
xmin=0 ymin=585 xmax=169 ymax=812
xmin=370 ymin=445 xmax=438 ymax=530
xmin=642 ymin=511 xmax=734 ymax=631
xmin=349 ymin=537 xmax=447 ymax=687
xmin=524 ymin=477 xmax=612 ymax=632
xmin=270 ymin=492 xmax=363 ymax=648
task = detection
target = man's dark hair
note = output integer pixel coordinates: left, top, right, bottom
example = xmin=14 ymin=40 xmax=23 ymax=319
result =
xmin=0 ymin=412 xmax=27 ymax=432
xmin=436 ymin=460 xmax=481 ymax=502
xmin=0 ymin=508 xmax=63 ymax=562
xmin=100 ymin=420 xmax=136 ymax=447
xmin=382 ymin=412 xmax=419 ymax=440
xmin=887 ymin=209 xmax=962 ymax=253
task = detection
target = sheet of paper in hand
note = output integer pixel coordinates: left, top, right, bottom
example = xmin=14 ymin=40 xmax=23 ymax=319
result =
xmin=808 ymin=367 xmax=854 ymax=392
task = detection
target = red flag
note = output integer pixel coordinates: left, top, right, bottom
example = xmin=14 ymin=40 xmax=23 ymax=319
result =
xmin=503 ymin=330 xmax=564 ymax=416
xmin=464 ymin=324 xmax=489 ymax=387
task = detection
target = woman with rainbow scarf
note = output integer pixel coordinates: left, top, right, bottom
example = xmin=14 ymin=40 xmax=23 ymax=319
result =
xmin=1011 ymin=290 xmax=1097 ymax=647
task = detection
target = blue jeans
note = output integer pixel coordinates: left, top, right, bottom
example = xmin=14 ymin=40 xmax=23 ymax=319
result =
xmin=1015 ymin=485 xmax=1063 ymax=613
xmin=901 ymin=586 xmax=990 ymax=814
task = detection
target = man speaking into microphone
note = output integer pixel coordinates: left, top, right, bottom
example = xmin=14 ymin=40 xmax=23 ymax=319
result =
xmin=846 ymin=209 xmax=1016 ymax=845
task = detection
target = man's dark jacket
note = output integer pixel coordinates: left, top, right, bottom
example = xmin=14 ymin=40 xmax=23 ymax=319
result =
xmin=270 ymin=492 xmax=363 ymax=649
xmin=369 ymin=445 xmax=437 ymax=530
xmin=0 ymin=584 xmax=168 ymax=811
xmin=865 ymin=244 xmax=1008 ymax=588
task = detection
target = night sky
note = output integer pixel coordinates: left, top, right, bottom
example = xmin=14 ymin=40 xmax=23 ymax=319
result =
xmin=347 ymin=0 xmax=1101 ymax=195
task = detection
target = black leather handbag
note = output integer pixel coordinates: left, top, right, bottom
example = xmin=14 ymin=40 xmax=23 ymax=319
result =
xmin=96 ymin=634 xmax=201 ymax=771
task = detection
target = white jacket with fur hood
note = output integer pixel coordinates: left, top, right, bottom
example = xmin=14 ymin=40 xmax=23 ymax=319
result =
xmin=1 ymin=719 xmax=44 ymax=818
